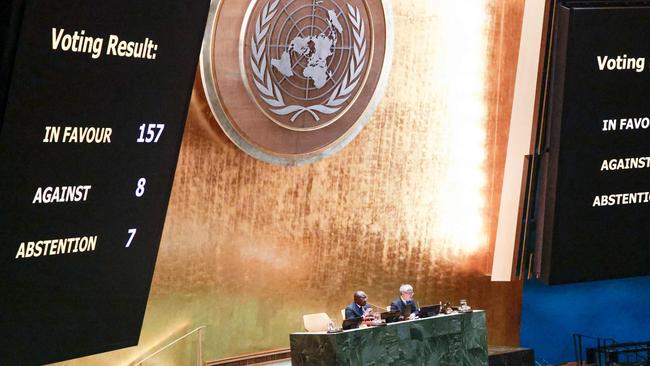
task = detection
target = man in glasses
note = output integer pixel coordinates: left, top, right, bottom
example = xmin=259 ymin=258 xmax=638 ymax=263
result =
xmin=390 ymin=284 xmax=419 ymax=320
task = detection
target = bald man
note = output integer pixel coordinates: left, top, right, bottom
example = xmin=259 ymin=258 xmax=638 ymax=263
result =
xmin=345 ymin=290 xmax=373 ymax=319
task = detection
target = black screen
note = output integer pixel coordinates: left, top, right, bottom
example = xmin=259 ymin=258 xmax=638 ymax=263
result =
xmin=0 ymin=1 xmax=208 ymax=364
xmin=539 ymin=4 xmax=650 ymax=284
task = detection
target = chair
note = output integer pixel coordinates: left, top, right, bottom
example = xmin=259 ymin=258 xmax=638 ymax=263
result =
xmin=302 ymin=313 xmax=332 ymax=332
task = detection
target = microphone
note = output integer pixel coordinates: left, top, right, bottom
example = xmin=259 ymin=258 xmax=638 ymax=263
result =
xmin=366 ymin=302 xmax=389 ymax=313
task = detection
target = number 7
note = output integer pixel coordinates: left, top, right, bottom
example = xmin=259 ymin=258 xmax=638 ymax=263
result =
xmin=126 ymin=228 xmax=137 ymax=247
xmin=154 ymin=124 xmax=165 ymax=142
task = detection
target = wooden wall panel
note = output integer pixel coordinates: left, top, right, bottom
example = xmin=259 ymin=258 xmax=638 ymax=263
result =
xmin=51 ymin=1 xmax=526 ymax=364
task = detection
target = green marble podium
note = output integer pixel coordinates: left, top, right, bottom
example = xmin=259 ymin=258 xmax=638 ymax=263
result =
xmin=290 ymin=311 xmax=488 ymax=366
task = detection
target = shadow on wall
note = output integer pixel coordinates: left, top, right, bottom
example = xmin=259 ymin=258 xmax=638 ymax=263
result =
xmin=520 ymin=276 xmax=650 ymax=364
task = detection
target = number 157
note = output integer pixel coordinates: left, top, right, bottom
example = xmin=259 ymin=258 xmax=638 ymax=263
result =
xmin=137 ymin=124 xmax=165 ymax=143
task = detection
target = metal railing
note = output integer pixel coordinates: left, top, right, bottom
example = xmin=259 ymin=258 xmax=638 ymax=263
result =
xmin=591 ymin=341 xmax=650 ymax=365
xmin=132 ymin=325 xmax=206 ymax=366
xmin=573 ymin=334 xmax=650 ymax=366
xmin=573 ymin=333 xmax=616 ymax=365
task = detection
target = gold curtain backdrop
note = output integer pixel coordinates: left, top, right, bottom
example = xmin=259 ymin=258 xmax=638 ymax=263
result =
xmin=53 ymin=1 xmax=526 ymax=364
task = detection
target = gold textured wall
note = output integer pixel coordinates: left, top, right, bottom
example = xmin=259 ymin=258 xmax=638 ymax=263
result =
xmin=52 ymin=1 xmax=525 ymax=364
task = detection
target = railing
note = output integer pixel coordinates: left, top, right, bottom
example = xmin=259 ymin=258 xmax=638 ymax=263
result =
xmin=573 ymin=333 xmax=617 ymax=365
xmin=591 ymin=341 xmax=650 ymax=365
xmin=132 ymin=325 xmax=206 ymax=366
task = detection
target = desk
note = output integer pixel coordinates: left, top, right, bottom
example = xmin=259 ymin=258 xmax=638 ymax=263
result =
xmin=290 ymin=311 xmax=488 ymax=366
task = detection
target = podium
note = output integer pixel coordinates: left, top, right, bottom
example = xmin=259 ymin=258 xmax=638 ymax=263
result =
xmin=290 ymin=310 xmax=488 ymax=365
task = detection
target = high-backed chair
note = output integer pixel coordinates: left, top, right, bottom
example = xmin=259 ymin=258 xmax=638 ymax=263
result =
xmin=302 ymin=313 xmax=332 ymax=332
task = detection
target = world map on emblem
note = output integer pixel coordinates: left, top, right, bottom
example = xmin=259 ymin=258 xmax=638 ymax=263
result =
xmin=245 ymin=0 xmax=371 ymax=131
xmin=271 ymin=9 xmax=343 ymax=89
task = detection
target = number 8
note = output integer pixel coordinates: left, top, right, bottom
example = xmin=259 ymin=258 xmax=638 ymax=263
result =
xmin=135 ymin=178 xmax=146 ymax=197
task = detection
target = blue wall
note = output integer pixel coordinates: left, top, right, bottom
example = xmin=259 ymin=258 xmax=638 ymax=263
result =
xmin=520 ymin=276 xmax=650 ymax=364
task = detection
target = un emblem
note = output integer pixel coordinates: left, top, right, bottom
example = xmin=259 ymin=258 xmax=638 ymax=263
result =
xmin=245 ymin=0 xmax=368 ymax=131
xmin=201 ymin=0 xmax=392 ymax=164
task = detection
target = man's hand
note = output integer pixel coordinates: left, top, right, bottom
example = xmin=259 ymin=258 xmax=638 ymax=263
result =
xmin=363 ymin=309 xmax=375 ymax=320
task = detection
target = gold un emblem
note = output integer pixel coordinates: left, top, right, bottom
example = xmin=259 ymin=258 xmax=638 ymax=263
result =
xmin=200 ymin=0 xmax=393 ymax=165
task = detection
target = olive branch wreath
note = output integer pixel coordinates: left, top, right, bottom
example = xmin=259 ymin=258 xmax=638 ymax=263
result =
xmin=250 ymin=0 xmax=367 ymax=122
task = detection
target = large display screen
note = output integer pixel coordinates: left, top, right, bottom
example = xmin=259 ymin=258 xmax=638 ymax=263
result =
xmin=539 ymin=4 xmax=650 ymax=284
xmin=0 ymin=1 xmax=208 ymax=364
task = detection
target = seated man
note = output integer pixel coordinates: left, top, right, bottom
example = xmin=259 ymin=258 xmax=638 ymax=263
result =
xmin=345 ymin=290 xmax=374 ymax=320
xmin=390 ymin=284 xmax=419 ymax=320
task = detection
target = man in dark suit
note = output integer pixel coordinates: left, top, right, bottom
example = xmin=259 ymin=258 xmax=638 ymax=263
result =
xmin=390 ymin=284 xmax=419 ymax=320
xmin=345 ymin=290 xmax=373 ymax=319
